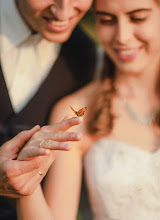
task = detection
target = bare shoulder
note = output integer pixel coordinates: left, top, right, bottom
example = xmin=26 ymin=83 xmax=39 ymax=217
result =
xmin=49 ymin=80 xmax=100 ymax=124
xmin=49 ymin=80 xmax=99 ymax=155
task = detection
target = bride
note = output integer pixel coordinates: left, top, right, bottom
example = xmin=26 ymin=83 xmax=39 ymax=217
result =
xmin=17 ymin=0 xmax=160 ymax=219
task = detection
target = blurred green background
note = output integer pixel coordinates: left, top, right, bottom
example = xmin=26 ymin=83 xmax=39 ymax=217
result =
xmin=79 ymin=8 xmax=99 ymax=45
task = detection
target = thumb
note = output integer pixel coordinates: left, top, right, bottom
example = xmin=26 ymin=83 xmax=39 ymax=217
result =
xmin=4 ymin=125 xmax=40 ymax=153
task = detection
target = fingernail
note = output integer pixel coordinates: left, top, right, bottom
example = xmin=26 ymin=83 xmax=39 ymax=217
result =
xmin=64 ymin=143 xmax=72 ymax=150
xmin=73 ymin=133 xmax=81 ymax=138
xmin=41 ymin=149 xmax=50 ymax=154
xmin=63 ymin=143 xmax=70 ymax=148
xmin=74 ymin=117 xmax=81 ymax=121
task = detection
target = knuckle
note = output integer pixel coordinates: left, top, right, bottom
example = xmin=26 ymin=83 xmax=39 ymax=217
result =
xmin=69 ymin=132 xmax=75 ymax=139
xmin=11 ymin=179 xmax=25 ymax=195
xmin=58 ymin=142 xmax=66 ymax=148
xmin=56 ymin=131 xmax=62 ymax=139
xmin=18 ymin=186 xmax=33 ymax=196
xmin=18 ymin=188 xmax=30 ymax=196
xmin=4 ymin=164 xmax=15 ymax=179
xmin=25 ymin=190 xmax=32 ymax=196
xmin=12 ymin=180 xmax=35 ymax=196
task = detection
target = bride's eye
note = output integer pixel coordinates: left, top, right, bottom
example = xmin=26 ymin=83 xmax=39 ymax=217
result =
xmin=97 ymin=15 xmax=116 ymax=25
xmin=130 ymin=11 xmax=149 ymax=23
xmin=130 ymin=16 xmax=146 ymax=23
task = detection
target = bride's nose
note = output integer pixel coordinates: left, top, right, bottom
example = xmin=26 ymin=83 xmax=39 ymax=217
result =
xmin=114 ymin=19 xmax=133 ymax=44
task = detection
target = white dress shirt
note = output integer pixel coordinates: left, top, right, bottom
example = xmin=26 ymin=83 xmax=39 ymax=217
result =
xmin=0 ymin=0 xmax=61 ymax=113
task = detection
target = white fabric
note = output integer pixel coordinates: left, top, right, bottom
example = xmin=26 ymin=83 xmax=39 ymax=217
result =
xmin=84 ymin=138 xmax=160 ymax=220
xmin=0 ymin=0 xmax=61 ymax=113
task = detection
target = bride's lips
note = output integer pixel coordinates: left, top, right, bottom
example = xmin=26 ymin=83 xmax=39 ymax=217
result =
xmin=114 ymin=47 xmax=142 ymax=61
xmin=43 ymin=16 xmax=74 ymax=33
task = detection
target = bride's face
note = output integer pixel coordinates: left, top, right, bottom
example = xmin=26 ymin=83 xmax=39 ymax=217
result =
xmin=95 ymin=0 xmax=160 ymax=74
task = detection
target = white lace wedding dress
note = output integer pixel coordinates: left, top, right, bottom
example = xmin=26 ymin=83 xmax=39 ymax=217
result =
xmin=84 ymin=138 xmax=160 ymax=220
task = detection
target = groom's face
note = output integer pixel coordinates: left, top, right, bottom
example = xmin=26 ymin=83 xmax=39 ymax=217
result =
xmin=16 ymin=0 xmax=93 ymax=42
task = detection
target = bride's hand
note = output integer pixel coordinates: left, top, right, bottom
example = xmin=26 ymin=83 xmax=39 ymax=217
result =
xmin=17 ymin=115 xmax=83 ymax=161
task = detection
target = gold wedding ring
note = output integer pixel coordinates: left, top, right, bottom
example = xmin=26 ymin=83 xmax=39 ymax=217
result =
xmin=38 ymin=171 xmax=43 ymax=176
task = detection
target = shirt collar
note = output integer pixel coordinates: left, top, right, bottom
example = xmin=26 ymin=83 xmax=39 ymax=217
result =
xmin=1 ymin=0 xmax=32 ymax=48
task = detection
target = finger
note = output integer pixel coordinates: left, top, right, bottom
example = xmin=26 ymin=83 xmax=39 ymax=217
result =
xmin=7 ymin=125 xmax=40 ymax=152
xmin=53 ymin=117 xmax=83 ymax=131
xmin=14 ymin=172 xmax=42 ymax=196
xmin=8 ymin=170 xmax=46 ymax=196
xmin=18 ymin=137 xmax=72 ymax=160
xmin=17 ymin=147 xmax=50 ymax=161
xmin=6 ymin=154 xmax=55 ymax=177
xmin=39 ymin=140 xmax=72 ymax=151
xmin=41 ymin=117 xmax=83 ymax=132
xmin=11 ymin=155 xmax=54 ymax=195
xmin=8 ymin=172 xmax=39 ymax=197
xmin=52 ymin=131 xmax=82 ymax=141
xmin=34 ymin=131 xmax=82 ymax=142
xmin=6 ymin=157 xmax=46 ymax=176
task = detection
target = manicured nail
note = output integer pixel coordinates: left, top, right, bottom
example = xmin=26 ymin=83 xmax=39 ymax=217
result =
xmin=73 ymin=133 xmax=82 ymax=139
xmin=63 ymin=143 xmax=70 ymax=148
xmin=74 ymin=117 xmax=83 ymax=122
xmin=41 ymin=149 xmax=50 ymax=154
xmin=73 ymin=133 xmax=79 ymax=138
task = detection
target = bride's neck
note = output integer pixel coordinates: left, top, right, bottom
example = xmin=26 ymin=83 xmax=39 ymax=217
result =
xmin=115 ymin=69 xmax=158 ymax=98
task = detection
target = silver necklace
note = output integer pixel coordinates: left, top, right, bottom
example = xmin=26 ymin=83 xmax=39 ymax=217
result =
xmin=123 ymin=98 xmax=160 ymax=125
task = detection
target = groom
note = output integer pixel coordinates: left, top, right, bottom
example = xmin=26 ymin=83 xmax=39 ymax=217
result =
xmin=0 ymin=0 xmax=97 ymax=219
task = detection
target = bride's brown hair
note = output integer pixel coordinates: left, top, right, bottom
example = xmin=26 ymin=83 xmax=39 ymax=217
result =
xmin=86 ymin=54 xmax=116 ymax=136
xmin=86 ymin=53 xmax=160 ymax=136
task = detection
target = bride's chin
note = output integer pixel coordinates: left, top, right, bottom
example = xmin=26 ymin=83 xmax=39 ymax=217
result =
xmin=115 ymin=63 xmax=143 ymax=75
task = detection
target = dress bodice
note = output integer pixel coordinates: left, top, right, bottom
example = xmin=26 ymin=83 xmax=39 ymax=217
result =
xmin=84 ymin=139 xmax=160 ymax=220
